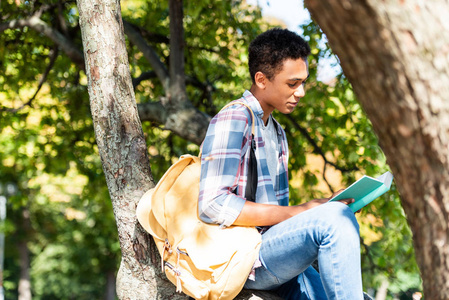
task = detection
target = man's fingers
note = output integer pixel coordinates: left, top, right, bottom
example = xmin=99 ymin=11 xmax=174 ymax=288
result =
xmin=338 ymin=198 xmax=354 ymax=205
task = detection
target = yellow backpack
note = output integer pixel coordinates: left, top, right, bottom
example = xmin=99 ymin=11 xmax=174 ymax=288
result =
xmin=136 ymin=102 xmax=262 ymax=300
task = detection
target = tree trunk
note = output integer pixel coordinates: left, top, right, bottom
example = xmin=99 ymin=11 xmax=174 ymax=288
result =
xmin=18 ymin=241 xmax=31 ymax=300
xmin=305 ymin=1 xmax=449 ymax=298
xmin=17 ymin=206 xmax=32 ymax=300
xmin=76 ymin=0 xmax=170 ymax=298
xmin=105 ymin=270 xmax=116 ymax=300
xmin=75 ymin=0 xmax=282 ymax=299
xmin=374 ymin=279 xmax=388 ymax=300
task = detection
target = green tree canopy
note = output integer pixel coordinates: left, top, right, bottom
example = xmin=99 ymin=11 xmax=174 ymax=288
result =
xmin=0 ymin=0 xmax=419 ymax=298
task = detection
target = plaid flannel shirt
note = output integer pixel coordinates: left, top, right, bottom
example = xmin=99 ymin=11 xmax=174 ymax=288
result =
xmin=198 ymin=90 xmax=289 ymax=227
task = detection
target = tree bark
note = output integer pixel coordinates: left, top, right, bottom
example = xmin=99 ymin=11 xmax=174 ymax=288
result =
xmin=305 ymin=1 xmax=449 ymax=298
xmin=76 ymin=0 xmax=167 ymax=298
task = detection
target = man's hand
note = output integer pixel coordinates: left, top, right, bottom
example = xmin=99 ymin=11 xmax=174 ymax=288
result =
xmin=329 ymin=189 xmax=360 ymax=212
xmin=293 ymin=193 xmax=354 ymax=213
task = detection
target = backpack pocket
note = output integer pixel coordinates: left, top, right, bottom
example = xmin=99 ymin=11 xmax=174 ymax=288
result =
xmin=164 ymin=261 xmax=210 ymax=300
xmin=179 ymin=221 xmax=261 ymax=281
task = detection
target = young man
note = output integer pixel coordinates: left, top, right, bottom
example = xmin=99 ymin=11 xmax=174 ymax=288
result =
xmin=198 ymin=28 xmax=364 ymax=299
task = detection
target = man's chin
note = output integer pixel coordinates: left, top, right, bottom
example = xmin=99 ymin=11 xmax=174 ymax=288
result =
xmin=282 ymin=106 xmax=297 ymax=114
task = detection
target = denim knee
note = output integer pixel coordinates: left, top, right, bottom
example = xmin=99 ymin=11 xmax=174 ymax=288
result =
xmin=318 ymin=202 xmax=360 ymax=240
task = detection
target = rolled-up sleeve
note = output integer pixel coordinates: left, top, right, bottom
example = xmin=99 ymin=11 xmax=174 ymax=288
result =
xmin=198 ymin=107 xmax=250 ymax=227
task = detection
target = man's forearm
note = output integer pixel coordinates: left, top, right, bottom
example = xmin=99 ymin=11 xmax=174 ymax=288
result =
xmin=233 ymin=200 xmax=322 ymax=226
xmin=233 ymin=197 xmax=354 ymax=227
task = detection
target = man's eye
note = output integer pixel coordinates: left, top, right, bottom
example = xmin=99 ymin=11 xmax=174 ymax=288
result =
xmin=288 ymin=81 xmax=306 ymax=88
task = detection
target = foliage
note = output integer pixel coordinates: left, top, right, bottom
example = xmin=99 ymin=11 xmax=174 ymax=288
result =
xmin=0 ymin=0 xmax=420 ymax=298
xmin=0 ymin=0 xmax=264 ymax=298
xmin=1 ymin=1 xmax=119 ymax=297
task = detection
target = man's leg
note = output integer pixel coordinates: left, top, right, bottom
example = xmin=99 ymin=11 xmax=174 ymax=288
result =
xmin=244 ymin=202 xmax=364 ymax=299
xmin=274 ymin=266 xmax=326 ymax=300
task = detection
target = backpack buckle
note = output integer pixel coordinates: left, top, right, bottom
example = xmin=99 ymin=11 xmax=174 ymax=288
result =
xmin=161 ymin=239 xmax=172 ymax=272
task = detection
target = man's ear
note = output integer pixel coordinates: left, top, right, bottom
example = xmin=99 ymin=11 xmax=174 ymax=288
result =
xmin=254 ymin=71 xmax=267 ymax=89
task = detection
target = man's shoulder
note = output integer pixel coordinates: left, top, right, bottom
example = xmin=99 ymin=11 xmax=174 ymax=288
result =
xmin=227 ymin=90 xmax=263 ymax=117
xmin=210 ymin=100 xmax=253 ymax=130
xmin=216 ymin=101 xmax=251 ymax=119
xmin=217 ymin=94 xmax=256 ymax=119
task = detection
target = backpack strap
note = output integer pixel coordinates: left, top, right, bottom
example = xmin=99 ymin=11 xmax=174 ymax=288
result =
xmin=220 ymin=101 xmax=256 ymax=136
xmin=245 ymin=138 xmax=258 ymax=202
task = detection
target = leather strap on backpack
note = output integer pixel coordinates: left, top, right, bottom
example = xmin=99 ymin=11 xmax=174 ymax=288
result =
xmin=245 ymin=137 xmax=257 ymax=202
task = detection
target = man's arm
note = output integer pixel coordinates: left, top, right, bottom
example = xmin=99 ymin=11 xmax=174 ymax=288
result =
xmin=233 ymin=197 xmax=355 ymax=227
xmin=198 ymin=106 xmax=253 ymax=227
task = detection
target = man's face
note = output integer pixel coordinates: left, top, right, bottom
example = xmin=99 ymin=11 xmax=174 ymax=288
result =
xmin=260 ymin=58 xmax=309 ymax=115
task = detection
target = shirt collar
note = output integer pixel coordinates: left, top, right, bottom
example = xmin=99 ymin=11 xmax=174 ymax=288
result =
xmin=242 ymin=90 xmax=265 ymax=119
xmin=242 ymin=90 xmax=283 ymax=136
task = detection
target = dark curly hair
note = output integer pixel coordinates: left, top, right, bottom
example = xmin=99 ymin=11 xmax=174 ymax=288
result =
xmin=248 ymin=28 xmax=311 ymax=83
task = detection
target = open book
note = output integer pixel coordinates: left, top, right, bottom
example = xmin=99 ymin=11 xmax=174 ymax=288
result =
xmin=329 ymin=171 xmax=394 ymax=213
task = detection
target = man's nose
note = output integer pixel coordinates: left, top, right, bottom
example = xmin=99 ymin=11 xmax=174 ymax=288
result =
xmin=294 ymin=84 xmax=305 ymax=98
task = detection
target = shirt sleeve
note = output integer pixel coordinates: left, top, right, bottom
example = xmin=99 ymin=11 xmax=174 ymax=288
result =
xmin=198 ymin=106 xmax=251 ymax=227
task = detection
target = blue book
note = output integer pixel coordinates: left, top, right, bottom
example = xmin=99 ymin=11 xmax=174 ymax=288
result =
xmin=329 ymin=171 xmax=394 ymax=213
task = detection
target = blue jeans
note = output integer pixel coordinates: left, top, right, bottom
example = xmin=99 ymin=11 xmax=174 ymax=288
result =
xmin=244 ymin=202 xmax=364 ymax=299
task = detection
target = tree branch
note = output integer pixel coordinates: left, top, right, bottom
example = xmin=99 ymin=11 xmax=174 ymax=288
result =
xmin=168 ymin=0 xmax=188 ymax=106
xmin=137 ymin=101 xmax=168 ymax=124
xmin=133 ymin=70 xmax=215 ymax=105
xmin=1 ymin=47 xmax=59 ymax=113
xmin=57 ymin=2 xmax=70 ymax=37
xmin=136 ymin=97 xmax=211 ymax=146
xmin=134 ymin=26 xmax=170 ymax=45
xmin=0 ymin=15 xmax=85 ymax=70
xmin=137 ymin=100 xmax=210 ymax=145
xmin=360 ymin=236 xmax=377 ymax=275
xmin=132 ymin=71 xmax=157 ymax=89
xmin=123 ymin=20 xmax=170 ymax=91
xmin=1 ymin=5 xmax=211 ymax=146
xmin=322 ymin=162 xmax=335 ymax=193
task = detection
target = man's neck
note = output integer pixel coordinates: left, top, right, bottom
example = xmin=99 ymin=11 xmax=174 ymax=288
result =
xmin=249 ymin=85 xmax=272 ymax=125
